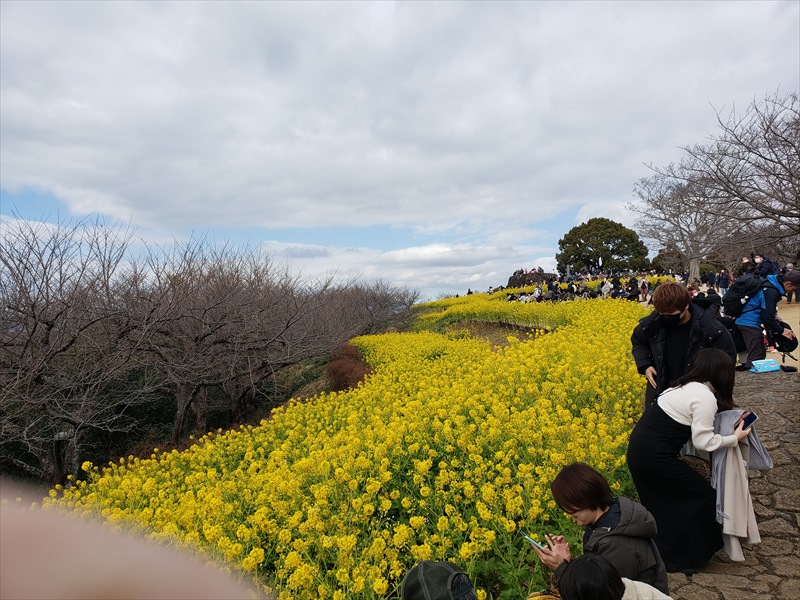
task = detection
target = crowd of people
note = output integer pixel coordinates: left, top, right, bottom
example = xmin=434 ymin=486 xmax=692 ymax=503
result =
xmin=498 ymin=257 xmax=798 ymax=310
xmin=502 ymin=257 xmax=799 ymax=375
xmin=403 ymin=253 xmax=798 ymax=600
xmin=502 ymin=273 xmax=665 ymax=303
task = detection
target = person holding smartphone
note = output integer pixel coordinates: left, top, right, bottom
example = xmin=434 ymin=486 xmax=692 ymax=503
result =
xmin=626 ymin=348 xmax=751 ymax=574
xmin=529 ymin=462 xmax=669 ymax=595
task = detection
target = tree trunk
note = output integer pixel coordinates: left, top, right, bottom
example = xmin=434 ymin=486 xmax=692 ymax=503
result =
xmin=191 ymin=387 xmax=208 ymax=435
xmin=39 ymin=439 xmax=68 ymax=487
xmin=172 ymin=383 xmax=197 ymax=442
xmin=688 ymin=257 xmax=701 ymax=284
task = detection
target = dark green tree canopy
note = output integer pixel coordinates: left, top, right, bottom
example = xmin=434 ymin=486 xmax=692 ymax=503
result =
xmin=556 ymin=217 xmax=649 ymax=273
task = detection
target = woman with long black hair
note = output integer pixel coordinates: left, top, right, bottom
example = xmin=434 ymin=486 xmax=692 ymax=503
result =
xmin=626 ymin=348 xmax=751 ymax=573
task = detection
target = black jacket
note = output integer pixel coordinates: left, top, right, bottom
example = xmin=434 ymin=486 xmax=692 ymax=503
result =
xmin=631 ymin=304 xmax=736 ymax=406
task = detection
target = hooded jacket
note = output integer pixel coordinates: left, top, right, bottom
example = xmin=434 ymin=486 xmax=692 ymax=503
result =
xmin=631 ymin=304 xmax=736 ymax=406
xmin=734 ymin=274 xmax=784 ymax=335
xmin=555 ymin=497 xmax=669 ymax=595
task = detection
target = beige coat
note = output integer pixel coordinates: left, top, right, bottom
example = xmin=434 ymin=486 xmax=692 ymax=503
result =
xmin=621 ymin=578 xmax=673 ymax=599
xmin=718 ymin=437 xmax=761 ymax=561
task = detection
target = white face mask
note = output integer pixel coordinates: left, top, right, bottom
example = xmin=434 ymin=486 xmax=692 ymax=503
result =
xmin=755 ymin=257 xmax=763 ymax=263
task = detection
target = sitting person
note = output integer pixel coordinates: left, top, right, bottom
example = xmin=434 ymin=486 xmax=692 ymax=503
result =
xmin=531 ymin=463 xmax=669 ymax=595
xmin=401 ymin=560 xmax=477 ymax=600
xmin=558 ymin=554 xmax=672 ymax=600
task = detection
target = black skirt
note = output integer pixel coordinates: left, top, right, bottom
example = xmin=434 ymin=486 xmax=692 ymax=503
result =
xmin=626 ymin=403 xmax=723 ymax=571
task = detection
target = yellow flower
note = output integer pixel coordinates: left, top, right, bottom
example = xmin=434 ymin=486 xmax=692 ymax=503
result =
xmin=46 ymin=298 xmax=648 ymax=600
xmin=459 ymin=541 xmax=479 ymax=560
xmin=372 ymin=577 xmax=389 ymax=595
xmin=410 ymin=543 xmax=433 ymax=561
xmin=437 ymin=516 xmax=449 ymax=532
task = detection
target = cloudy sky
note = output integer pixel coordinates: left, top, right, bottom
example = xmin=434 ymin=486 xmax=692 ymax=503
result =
xmin=1 ymin=1 xmax=798 ymax=299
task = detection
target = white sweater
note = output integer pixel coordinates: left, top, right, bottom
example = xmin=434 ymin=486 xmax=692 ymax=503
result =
xmin=657 ymin=381 xmax=738 ymax=452
xmin=622 ymin=578 xmax=673 ymax=599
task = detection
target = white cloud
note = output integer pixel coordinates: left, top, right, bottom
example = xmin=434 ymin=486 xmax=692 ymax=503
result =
xmin=262 ymin=239 xmax=544 ymax=300
xmin=575 ymin=199 xmax=639 ymax=231
xmin=1 ymin=0 xmax=797 ymax=299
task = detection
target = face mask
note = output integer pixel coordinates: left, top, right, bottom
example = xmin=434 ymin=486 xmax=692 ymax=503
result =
xmin=755 ymin=257 xmax=763 ymax=264
xmin=661 ymin=313 xmax=682 ymax=326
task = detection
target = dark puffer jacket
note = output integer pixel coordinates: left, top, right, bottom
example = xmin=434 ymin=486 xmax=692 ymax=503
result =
xmin=631 ymin=304 xmax=736 ymax=406
xmin=555 ymin=497 xmax=669 ymax=595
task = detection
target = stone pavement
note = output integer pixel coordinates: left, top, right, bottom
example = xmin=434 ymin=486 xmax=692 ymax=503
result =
xmin=667 ymin=304 xmax=800 ymax=600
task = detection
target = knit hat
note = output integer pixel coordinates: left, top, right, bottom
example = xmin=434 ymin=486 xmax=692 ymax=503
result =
xmin=400 ymin=561 xmax=474 ymax=600
xmin=784 ymin=269 xmax=800 ymax=286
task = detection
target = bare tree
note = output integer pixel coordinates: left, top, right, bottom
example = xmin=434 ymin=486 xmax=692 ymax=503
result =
xmin=0 ymin=217 xmax=159 ymax=484
xmin=630 ymin=90 xmax=800 ymax=276
xmin=320 ymin=280 xmax=420 ymax=336
xmin=2 ymin=219 xmax=422 ymax=482
xmin=688 ymin=91 xmax=798 ymax=232
xmin=133 ymin=240 xmax=265 ymax=441
xmin=649 ymin=91 xmax=799 ymax=250
xmin=137 ymin=244 xmax=414 ymax=441
xmin=629 ymin=175 xmax=747 ymax=281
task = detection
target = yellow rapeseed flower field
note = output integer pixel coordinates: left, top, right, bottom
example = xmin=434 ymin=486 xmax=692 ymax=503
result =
xmin=45 ymin=297 xmax=650 ymax=599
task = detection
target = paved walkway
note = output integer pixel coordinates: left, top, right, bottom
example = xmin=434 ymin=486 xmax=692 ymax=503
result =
xmin=667 ymin=300 xmax=800 ymax=600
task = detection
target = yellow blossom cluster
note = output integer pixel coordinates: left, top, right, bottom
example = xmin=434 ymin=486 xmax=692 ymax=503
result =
xmin=46 ymin=298 xmax=649 ymax=599
xmin=414 ymin=293 xmax=580 ymax=330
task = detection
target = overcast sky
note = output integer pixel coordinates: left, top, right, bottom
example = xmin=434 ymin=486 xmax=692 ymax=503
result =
xmin=1 ymin=1 xmax=798 ymax=299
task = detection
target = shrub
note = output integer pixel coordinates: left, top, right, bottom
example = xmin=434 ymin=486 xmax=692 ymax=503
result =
xmin=326 ymin=343 xmax=372 ymax=391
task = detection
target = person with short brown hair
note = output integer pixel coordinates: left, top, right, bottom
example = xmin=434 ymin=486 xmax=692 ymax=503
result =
xmin=550 ymin=462 xmax=615 ymax=514
xmin=650 ymin=282 xmax=691 ymax=314
xmin=631 ymin=282 xmax=735 ymax=406
xmin=531 ymin=463 xmax=669 ymax=595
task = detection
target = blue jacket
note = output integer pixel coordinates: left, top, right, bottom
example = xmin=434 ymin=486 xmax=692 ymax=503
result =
xmin=735 ymin=274 xmax=784 ymax=335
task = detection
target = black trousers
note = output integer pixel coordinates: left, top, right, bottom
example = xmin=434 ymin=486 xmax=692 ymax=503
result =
xmin=627 ymin=404 xmax=723 ymax=571
xmin=738 ymin=325 xmax=766 ymax=368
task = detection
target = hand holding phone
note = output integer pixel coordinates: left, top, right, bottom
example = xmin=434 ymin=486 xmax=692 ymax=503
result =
xmin=531 ymin=533 xmax=573 ymax=570
xmin=734 ymin=411 xmax=757 ymax=443
xmin=741 ymin=411 xmax=758 ymax=429
xmin=521 ymin=532 xmax=545 ymax=550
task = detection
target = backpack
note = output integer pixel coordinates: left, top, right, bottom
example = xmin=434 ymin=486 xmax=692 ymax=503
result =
xmin=767 ymin=319 xmax=798 ymax=356
xmin=722 ymin=274 xmax=764 ymax=317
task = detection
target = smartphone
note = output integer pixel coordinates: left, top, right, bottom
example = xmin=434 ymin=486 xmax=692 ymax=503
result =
xmin=521 ymin=532 xmax=545 ymax=550
xmin=741 ymin=411 xmax=758 ymax=428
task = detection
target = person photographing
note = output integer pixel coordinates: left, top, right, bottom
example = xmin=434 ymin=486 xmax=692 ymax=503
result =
xmin=530 ymin=463 xmax=669 ymax=595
